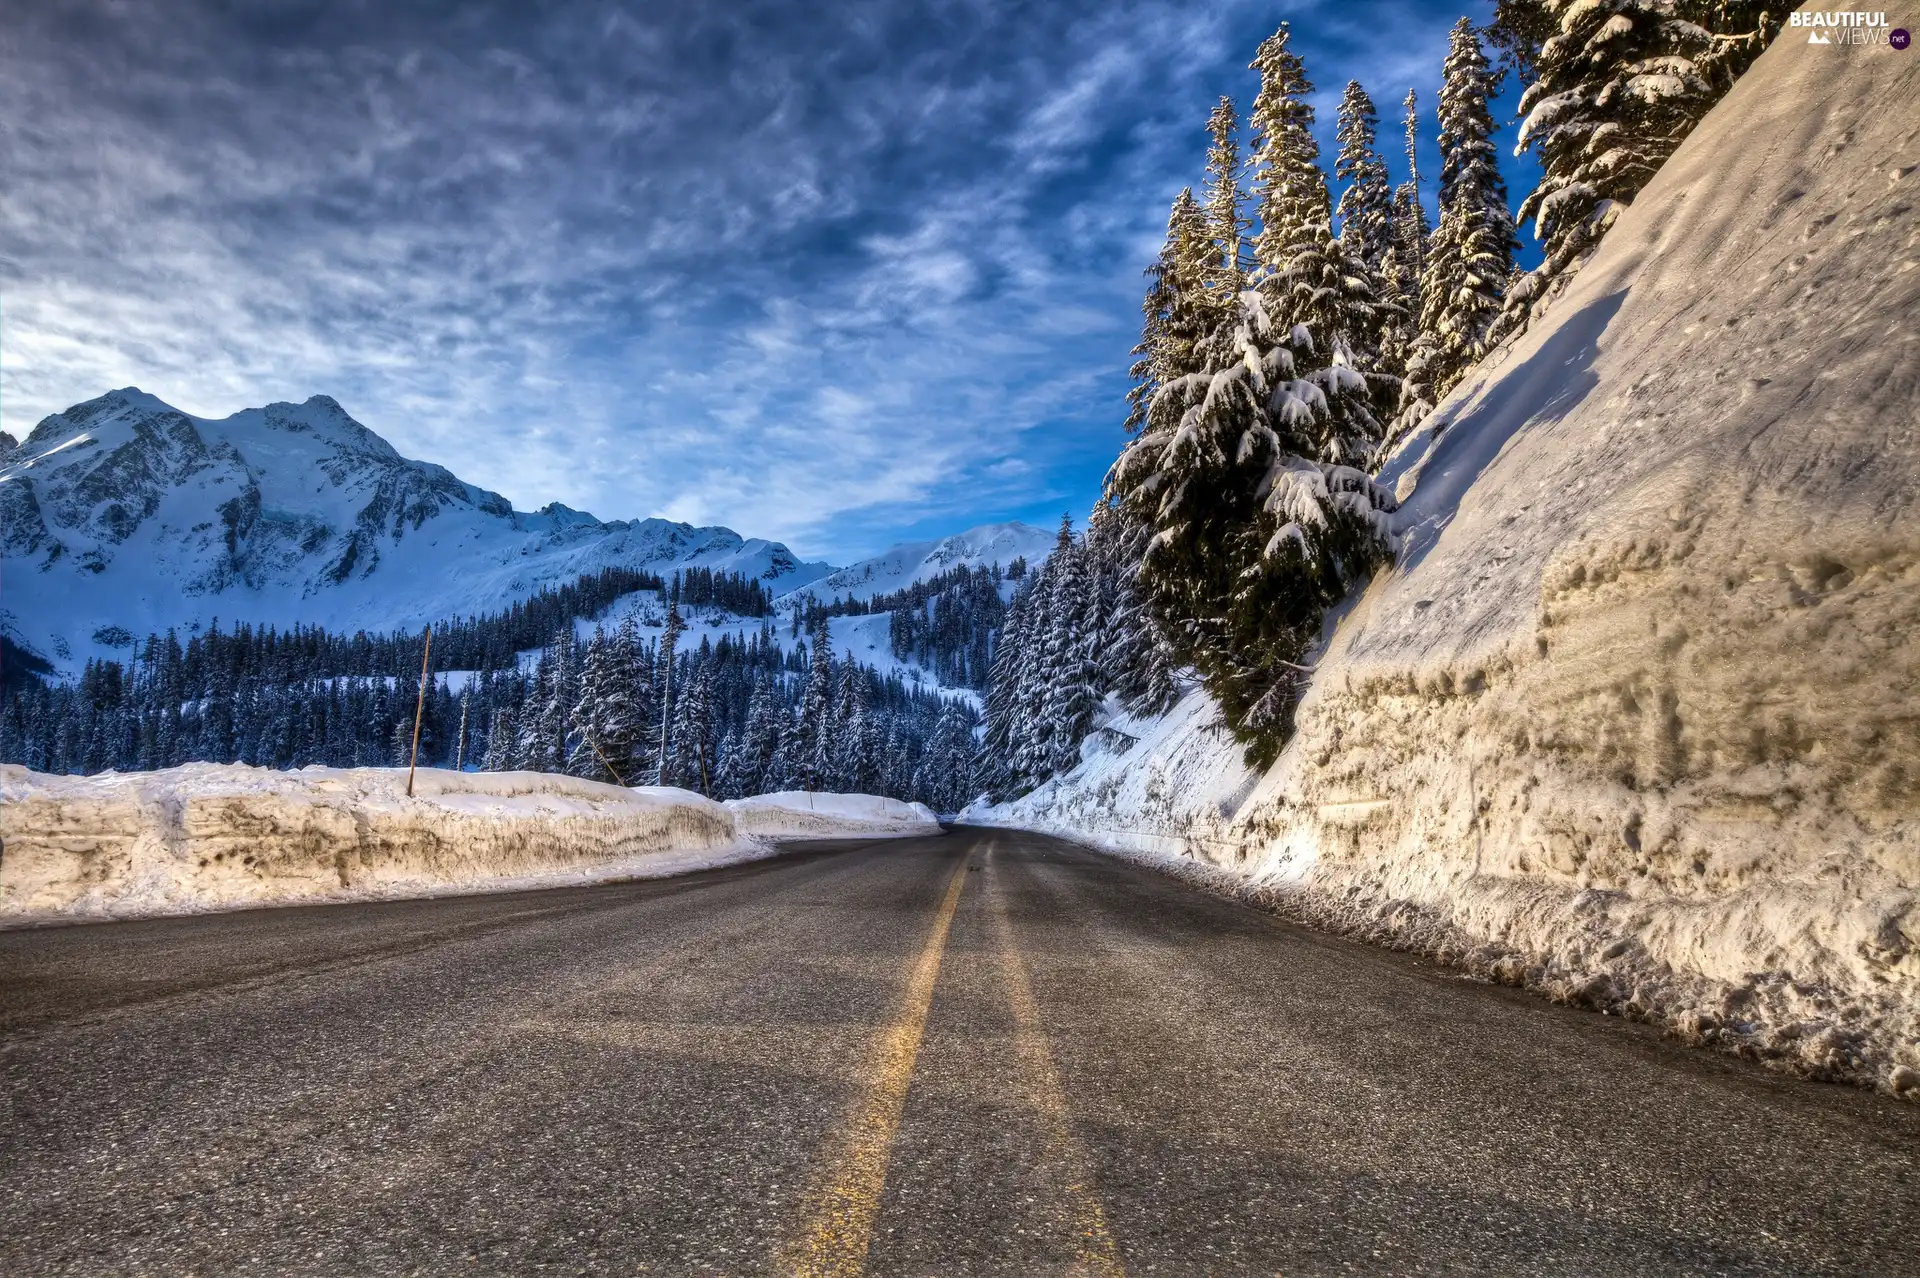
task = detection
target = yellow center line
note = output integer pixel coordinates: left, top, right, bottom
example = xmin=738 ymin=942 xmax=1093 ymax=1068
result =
xmin=780 ymin=852 xmax=972 ymax=1278
xmin=987 ymin=843 xmax=1128 ymax=1278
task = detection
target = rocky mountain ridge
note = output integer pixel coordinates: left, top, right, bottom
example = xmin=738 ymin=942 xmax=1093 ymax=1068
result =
xmin=1 ymin=389 xmax=830 ymax=669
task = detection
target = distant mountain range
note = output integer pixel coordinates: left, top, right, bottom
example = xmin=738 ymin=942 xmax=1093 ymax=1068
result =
xmin=775 ymin=521 xmax=1057 ymax=606
xmin=0 ymin=389 xmax=1050 ymax=674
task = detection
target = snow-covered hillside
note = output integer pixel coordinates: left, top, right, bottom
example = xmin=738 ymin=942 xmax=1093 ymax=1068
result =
xmin=552 ymin=587 xmax=975 ymax=704
xmin=1 ymin=389 xmax=830 ymax=671
xmin=777 ymin=520 xmax=1055 ymax=605
xmin=978 ymin=31 xmax=1920 ymax=1092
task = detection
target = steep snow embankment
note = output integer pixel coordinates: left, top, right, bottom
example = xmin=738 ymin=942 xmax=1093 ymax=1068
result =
xmin=0 ymin=765 xmax=938 ymax=924
xmin=727 ymin=791 xmax=941 ymax=840
xmin=979 ymin=32 xmax=1920 ymax=1092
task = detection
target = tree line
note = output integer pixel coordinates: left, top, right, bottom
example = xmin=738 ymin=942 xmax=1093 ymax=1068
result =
xmin=1 ymin=607 xmax=979 ymax=810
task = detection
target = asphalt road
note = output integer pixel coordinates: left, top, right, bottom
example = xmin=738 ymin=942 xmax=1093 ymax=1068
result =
xmin=3 ymin=827 xmax=1918 ymax=1276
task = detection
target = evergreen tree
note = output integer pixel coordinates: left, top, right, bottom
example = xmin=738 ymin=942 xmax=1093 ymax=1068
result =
xmin=1092 ymin=502 xmax=1179 ymax=715
xmin=1126 ymin=191 xmax=1213 ymax=436
xmin=1386 ymin=88 xmax=1430 ymax=315
xmin=1493 ymin=0 xmax=1774 ymax=342
xmin=655 ymin=600 xmax=684 ymax=785
xmin=570 ymin=628 xmax=632 ymax=782
xmin=1397 ymin=19 xmax=1518 ymax=434
xmin=978 ymin=584 xmax=1030 ymax=798
xmin=921 ymin=702 xmax=980 ymax=814
xmin=1107 ymin=274 xmax=1396 ymax=760
xmin=667 ymin=661 xmax=715 ymax=793
xmin=608 ymin=617 xmax=655 ymax=781
xmin=788 ymin=628 xmax=834 ymax=790
xmin=1335 ymin=81 xmax=1396 ymax=276
xmin=1041 ymin=520 xmax=1097 ymax=775
xmin=515 ymin=658 xmax=555 ymax=771
xmin=1247 ymin=24 xmax=1391 ymax=452
xmin=1200 ymin=97 xmax=1249 ymax=307
xmin=1376 ymin=87 xmax=1431 ymax=396
xmin=733 ymin=679 xmax=785 ymax=796
xmin=481 ymin=705 xmax=517 ymax=771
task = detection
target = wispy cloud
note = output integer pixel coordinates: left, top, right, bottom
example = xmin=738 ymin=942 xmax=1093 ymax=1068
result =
xmin=1 ymin=0 xmax=1493 ymax=561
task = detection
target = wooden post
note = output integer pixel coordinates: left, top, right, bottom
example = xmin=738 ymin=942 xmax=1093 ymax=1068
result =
xmin=406 ymin=625 xmax=432 ymax=797
xmin=656 ymin=655 xmax=672 ymax=787
xmin=572 ymin=713 xmax=628 ymax=787
xmin=455 ymin=692 xmax=470 ymax=772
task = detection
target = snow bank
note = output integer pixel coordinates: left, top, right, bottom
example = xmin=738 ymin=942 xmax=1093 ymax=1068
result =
xmin=0 ymin=764 xmax=935 ymax=924
xmin=725 ymin=791 xmax=941 ymax=840
xmin=977 ymin=31 xmax=1920 ymax=1095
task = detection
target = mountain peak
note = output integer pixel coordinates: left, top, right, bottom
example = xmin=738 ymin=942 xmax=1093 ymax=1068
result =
xmin=4 ymin=388 xmax=833 ymax=669
xmin=778 ymin=519 xmax=1055 ymax=605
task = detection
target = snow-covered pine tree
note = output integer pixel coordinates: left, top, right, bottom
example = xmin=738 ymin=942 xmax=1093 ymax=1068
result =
xmin=846 ymin=701 xmax=884 ymax=796
xmin=1247 ymin=23 xmax=1391 ymax=452
xmin=831 ymin=657 xmax=871 ymax=791
xmin=1041 ymin=519 xmax=1097 ymax=776
xmin=788 ymin=626 xmax=834 ymax=791
xmin=978 ymin=582 xmax=1029 ymax=799
xmin=726 ymin=678 xmax=780 ymax=796
xmin=713 ymin=728 xmax=741 ymax=798
xmin=1492 ymin=0 xmax=1774 ymax=343
xmin=1390 ymin=89 xmax=1430 ymax=301
xmin=667 ymin=662 xmax=715 ymax=793
xmin=655 ymin=600 xmax=684 ymax=785
xmin=1376 ymin=87 xmax=1430 ymax=393
xmin=921 ymin=701 xmax=979 ymax=814
xmin=608 ymin=616 xmax=654 ymax=781
xmin=1200 ymin=97 xmax=1249 ymax=309
xmin=1126 ymin=190 xmax=1214 ymax=436
xmin=1107 ymin=260 xmax=1397 ymax=761
xmin=1396 ymin=18 xmax=1518 ymax=435
xmin=1335 ymin=81 xmax=1396 ymax=278
xmin=514 ymin=645 xmax=562 ymax=772
xmin=544 ymin=631 xmax=579 ymax=774
xmin=568 ymin=628 xmax=618 ymax=780
xmin=1013 ymin=563 xmax=1060 ymax=789
xmin=481 ymin=705 xmax=516 ymax=771
xmin=1091 ymin=501 xmax=1179 ymax=715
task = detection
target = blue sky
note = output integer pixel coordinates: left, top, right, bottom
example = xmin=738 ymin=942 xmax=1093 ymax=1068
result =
xmin=1 ymin=0 xmax=1538 ymax=564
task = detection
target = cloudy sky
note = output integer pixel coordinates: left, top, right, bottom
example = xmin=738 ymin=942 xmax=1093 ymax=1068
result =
xmin=1 ymin=0 xmax=1534 ymax=562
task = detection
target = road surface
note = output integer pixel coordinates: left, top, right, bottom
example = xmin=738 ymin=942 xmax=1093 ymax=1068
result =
xmin=3 ymin=827 xmax=1917 ymax=1275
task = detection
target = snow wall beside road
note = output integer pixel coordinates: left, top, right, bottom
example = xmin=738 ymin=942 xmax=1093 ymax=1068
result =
xmin=728 ymin=791 xmax=942 ymax=840
xmin=0 ymin=764 xmax=939 ymax=924
xmin=976 ymin=29 xmax=1920 ymax=1094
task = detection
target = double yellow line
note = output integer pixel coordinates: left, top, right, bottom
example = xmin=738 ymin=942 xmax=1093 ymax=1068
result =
xmin=779 ymin=846 xmax=1124 ymax=1278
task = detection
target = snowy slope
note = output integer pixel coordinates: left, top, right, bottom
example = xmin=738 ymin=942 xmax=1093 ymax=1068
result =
xmin=1 ymin=390 xmax=830 ymax=670
xmin=979 ymin=29 xmax=1920 ymax=1093
xmin=776 ymin=520 xmax=1055 ymax=605
xmin=551 ymin=590 xmax=979 ymax=707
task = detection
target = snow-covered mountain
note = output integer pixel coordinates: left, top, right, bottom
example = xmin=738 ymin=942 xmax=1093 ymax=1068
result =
xmin=1 ymin=389 xmax=830 ymax=670
xmin=777 ymin=520 xmax=1056 ymax=605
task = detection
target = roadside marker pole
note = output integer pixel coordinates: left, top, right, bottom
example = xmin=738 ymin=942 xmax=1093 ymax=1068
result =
xmin=456 ymin=691 xmax=469 ymax=772
xmin=572 ymin=713 xmax=629 ymax=787
xmin=406 ymin=625 xmax=432 ymax=797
